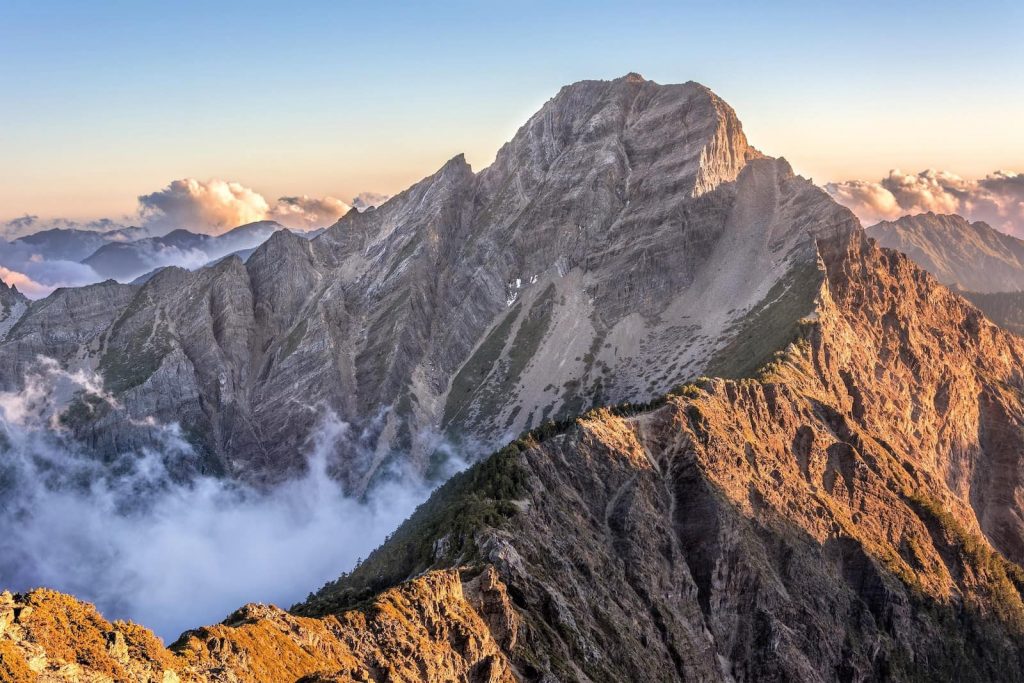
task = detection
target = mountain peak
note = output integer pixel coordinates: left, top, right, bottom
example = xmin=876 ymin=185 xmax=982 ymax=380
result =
xmin=868 ymin=212 xmax=1024 ymax=292
xmin=440 ymin=152 xmax=471 ymax=174
xmin=484 ymin=75 xmax=759 ymax=202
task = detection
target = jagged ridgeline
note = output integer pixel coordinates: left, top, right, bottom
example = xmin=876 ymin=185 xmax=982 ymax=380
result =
xmin=4 ymin=75 xmax=1024 ymax=681
xmin=867 ymin=212 xmax=1024 ymax=336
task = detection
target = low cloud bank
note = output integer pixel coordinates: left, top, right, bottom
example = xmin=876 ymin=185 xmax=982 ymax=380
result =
xmin=0 ymin=241 xmax=104 ymax=298
xmin=826 ymin=169 xmax=1024 ymax=236
xmin=0 ymin=359 xmax=462 ymax=641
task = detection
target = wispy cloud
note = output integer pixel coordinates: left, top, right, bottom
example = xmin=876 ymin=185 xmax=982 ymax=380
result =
xmin=826 ymin=169 xmax=1024 ymax=236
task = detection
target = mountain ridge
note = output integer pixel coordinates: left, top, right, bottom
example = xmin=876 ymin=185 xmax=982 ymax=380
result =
xmin=867 ymin=212 xmax=1024 ymax=293
xmin=5 ymin=225 xmax=1024 ymax=680
xmin=81 ymin=220 xmax=289 ymax=281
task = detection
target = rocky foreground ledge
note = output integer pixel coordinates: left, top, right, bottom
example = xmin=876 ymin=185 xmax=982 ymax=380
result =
xmin=1 ymin=568 xmax=518 ymax=682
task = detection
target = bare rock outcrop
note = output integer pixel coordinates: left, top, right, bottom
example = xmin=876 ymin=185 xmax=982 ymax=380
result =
xmin=6 ymin=76 xmax=1024 ymax=682
xmin=14 ymin=224 xmax=1024 ymax=680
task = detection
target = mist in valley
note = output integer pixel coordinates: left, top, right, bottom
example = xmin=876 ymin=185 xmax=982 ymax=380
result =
xmin=0 ymin=359 xmax=462 ymax=641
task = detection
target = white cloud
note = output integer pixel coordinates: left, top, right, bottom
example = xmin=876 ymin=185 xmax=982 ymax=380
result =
xmin=138 ymin=178 xmax=270 ymax=235
xmin=138 ymin=179 xmax=382 ymax=234
xmin=826 ymin=169 xmax=1024 ymax=236
xmin=269 ymin=195 xmax=352 ymax=230
xmin=0 ymin=266 xmax=49 ymax=298
xmin=0 ymin=240 xmax=104 ymax=298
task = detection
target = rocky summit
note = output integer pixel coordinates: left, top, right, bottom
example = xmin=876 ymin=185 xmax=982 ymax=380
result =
xmin=3 ymin=75 xmax=1024 ymax=682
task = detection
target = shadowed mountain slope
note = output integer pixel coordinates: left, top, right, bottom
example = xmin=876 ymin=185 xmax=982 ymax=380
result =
xmin=6 ymin=75 xmax=1024 ymax=681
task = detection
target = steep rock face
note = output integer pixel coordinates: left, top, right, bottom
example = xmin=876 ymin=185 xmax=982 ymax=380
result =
xmin=867 ymin=213 xmax=1024 ymax=293
xmin=0 ymin=280 xmax=27 ymax=340
xmin=0 ymin=280 xmax=136 ymax=393
xmin=0 ymin=75 xmax=860 ymax=488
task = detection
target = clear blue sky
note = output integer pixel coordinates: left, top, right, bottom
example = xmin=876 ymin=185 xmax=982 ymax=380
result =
xmin=2 ymin=0 xmax=1022 ymax=220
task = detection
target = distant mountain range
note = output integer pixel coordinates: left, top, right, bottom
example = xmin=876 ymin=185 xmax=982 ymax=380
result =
xmin=868 ymin=212 xmax=1024 ymax=293
xmin=13 ymin=225 xmax=149 ymax=261
xmin=6 ymin=220 xmax=326 ymax=289
xmin=867 ymin=212 xmax=1024 ymax=334
xmin=81 ymin=221 xmax=285 ymax=281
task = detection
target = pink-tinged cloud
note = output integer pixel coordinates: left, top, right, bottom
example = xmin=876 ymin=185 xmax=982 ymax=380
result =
xmin=0 ymin=265 xmax=66 ymax=298
xmin=136 ymin=179 xmax=375 ymax=234
xmin=826 ymin=170 xmax=1024 ymax=236
xmin=268 ymin=195 xmax=352 ymax=230
xmin=139 ymin=179 xmax=270 ymax=235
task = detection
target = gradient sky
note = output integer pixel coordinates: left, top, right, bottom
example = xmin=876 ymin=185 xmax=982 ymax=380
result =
xmin=2 ymin=0 xmax=1022 ymax=222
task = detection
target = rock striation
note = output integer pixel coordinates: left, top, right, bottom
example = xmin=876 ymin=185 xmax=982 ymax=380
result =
xmin=0 ymin=280 xmax=27 ymax=340
xmin=293 ymin=227 xmax=1024 ymax=681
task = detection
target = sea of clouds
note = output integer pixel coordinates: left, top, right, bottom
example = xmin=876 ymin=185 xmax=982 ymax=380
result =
xmin=0 ymin=359 xmax=458 ymax=641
